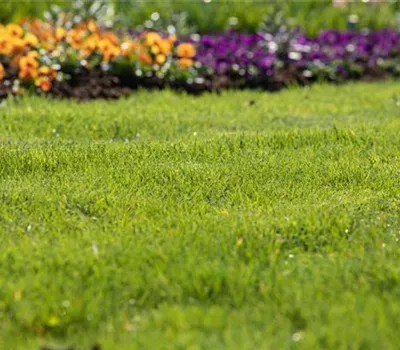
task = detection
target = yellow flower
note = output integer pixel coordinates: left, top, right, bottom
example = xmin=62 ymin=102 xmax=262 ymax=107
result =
xmin=0 ymin=26 xmax=6 ymax=40
xmin=9 ymin=37 xmax=26 ymax=52
xmin=177 ymin=58 xmax=194 ymax=69
xmin=98 ymin=38 xmax=113 ymax=53
xmin=155 ymin=54 xmax=166 ymax=65
xmin=176 ymin=43 xmax=196 ymax=58
xmin=38 ymin=66 xmax=57 ymax=79
xmin=144 ymin=32 xmax=161 ymax=46
xmin=35 ymin=76 xmax=52 ymax=92
xmin=6 ymin=24 xmax=24 ymax=38
xmin=167 ymin=35 xmax=177 ymax=44
xmin=120 ymin=40 xmax=137 ymax=57
xmin=55 ymin=27 xmax=67 ymax=42
xmin=83 ymin=35 xmax=99 ymax=54
xmin=43 ymin=42 xmax=56 ymax=53
xmin=27 ymin=51 xmax=39 ymax=59
xmin=24 ymin=33 xmax=39 ymax=47
xmin=87 ymin=19 xmax=98 ymax=33
xmin=18 ymin=54 xmax=39 ymax=80
xmin=150 ymin=45 xmax=160 ymax=55
xmin=0 ymin=38 xmax=13 ymax=55
xmin=0 ymin=63 xmax=5 ymax=80
xmin=98 ymin=39 xmax=115 ymax=53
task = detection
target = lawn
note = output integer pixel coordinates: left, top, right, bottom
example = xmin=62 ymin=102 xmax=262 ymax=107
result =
xmin=1 ymin=82 xmax=400 ymax=349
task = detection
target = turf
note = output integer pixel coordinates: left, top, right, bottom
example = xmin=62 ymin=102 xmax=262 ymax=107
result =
xmin=1 ymin=82 xmax=400 ymax=349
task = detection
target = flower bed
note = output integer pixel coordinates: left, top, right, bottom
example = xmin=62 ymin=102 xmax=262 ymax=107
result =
xmin=0 ymin=18 xmax=199 ymax=99
xmin=0 ymin=16 xmax=399 ymax=100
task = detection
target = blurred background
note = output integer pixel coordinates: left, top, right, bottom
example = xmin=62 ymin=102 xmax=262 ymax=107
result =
xmin=1 ymin=0 xmax=399 ymax=36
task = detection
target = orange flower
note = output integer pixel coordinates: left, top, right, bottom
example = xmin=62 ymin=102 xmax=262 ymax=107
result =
xmin=41 ymin=29 xmax=56 ymax=43
xmin=155 ymin=54 xmax=166 ymax=65
xmin=35 ymin=76 xmax=52 ymax=92
xmin=6 ymin=24 xmax=24 ymax=38
xmin=98 ymin=38 xmax=113 ymax=52
xmin=38 ymin=66 xmax=57 ymax=79
xmin=176 ymin=43 xmax=196 ymax=58
xmin=75 ymin=22 xmax=88 ymax=31
xmin=144 ymin=32 xmax=161 ymax=46
xmin=19 ymin=54 xmax=39 ymax=71
xmin=29 ymin=19 xmax=42 ymax=32
xmin=18 ymin=17 xmax=31 ymax=26
xmin=177 ymin=58 xmax=194 ymax=69
xmin=19 ymin=68 xmax=38 ymax=81
xmin=102 ymin=32 xmax=119 ymax=46
xmin=0 ymin=63 xmax=5 ymax=80
xmin=9 ymin=53 xmax=23 ymax=69
xmin=98 ymin=39 xmax=121 ymax=62
xmin=158 ymin=39 xmax=172 ymax=55
xmin=11 ymin=50 xmax=37 ymax=67
xmin=103 ymin=47 xmax=121 ymax=62
xmin=138 ymin=51 xmax=152 ymax=65
xmin=24 ymin=33 xmax=39 ymax=47
xmin=68 ymin=29 xmax=86 ymax=49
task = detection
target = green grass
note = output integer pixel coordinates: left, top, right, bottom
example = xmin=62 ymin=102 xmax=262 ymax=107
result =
xmin=1 ymin=81 xmax=400 ymax=349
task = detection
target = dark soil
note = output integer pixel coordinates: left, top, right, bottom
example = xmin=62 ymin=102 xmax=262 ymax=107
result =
xmin=51 ymin=69 xmax=132 ymax=100
xmin=0 ymin=82 xmax=9 ymax=101
xmin=0 ymin=65 xmax=393 ymax=102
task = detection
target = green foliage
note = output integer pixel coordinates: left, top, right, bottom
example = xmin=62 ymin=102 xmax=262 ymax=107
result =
xmin=135 ymin=11 xmax=198 ymax=37
xmin=1 ymin=0 xmax=399 ymax=35
xmin=1 ymin=82 xmax=400 ymax=348
xmin=91 ymin=0 xmax=400 ymax=35
xmin=42 ymin=0 xmax=115 ymax=27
